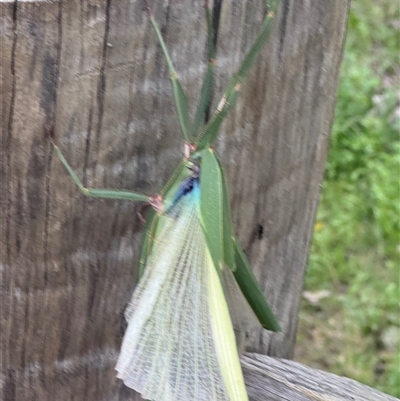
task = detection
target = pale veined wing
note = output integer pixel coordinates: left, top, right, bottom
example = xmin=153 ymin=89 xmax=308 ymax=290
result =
xmin=116 ymin=182 xmax=249 ymax=401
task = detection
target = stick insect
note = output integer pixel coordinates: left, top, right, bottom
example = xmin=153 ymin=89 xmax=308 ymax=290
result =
xmin=51 ymin=1 xmax=281 ymax=400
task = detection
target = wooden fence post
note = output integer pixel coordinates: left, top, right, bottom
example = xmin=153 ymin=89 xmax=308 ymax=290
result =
xmin=2 ymin=1 xmax=352 ymax=400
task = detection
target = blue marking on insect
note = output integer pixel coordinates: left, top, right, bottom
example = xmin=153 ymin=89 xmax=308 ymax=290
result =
xmin=164 ymin=156 xmax=201 ymax=215
xmin=166 ymin=174 xmax=200 ymax=216
xmin=174 ymin=175 xmax=199 ymax=203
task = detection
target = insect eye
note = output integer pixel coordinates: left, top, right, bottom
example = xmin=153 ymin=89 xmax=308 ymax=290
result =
xmin=185 ymin=160 xmax=195 ymax=170
xmin=185 ymin=157 xmax=201 ymax=175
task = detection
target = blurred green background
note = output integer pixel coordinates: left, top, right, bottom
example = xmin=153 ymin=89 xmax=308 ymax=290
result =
xmin=295 ymin=0 xmax=400 ymax=397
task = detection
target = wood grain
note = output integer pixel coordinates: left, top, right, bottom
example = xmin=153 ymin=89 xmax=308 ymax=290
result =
xmin=242 ymin=354 xmax=398 ymax=401
xmin=1 ymin=0 xmax=350 ymax=399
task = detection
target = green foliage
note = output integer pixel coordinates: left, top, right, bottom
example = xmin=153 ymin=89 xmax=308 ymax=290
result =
xmin=297 ymin=0 xmax=400 ymax=397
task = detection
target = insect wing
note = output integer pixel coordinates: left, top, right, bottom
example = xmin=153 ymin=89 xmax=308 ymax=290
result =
xmin=138 ymin=208 xmax=159 ymax=279
xmin=233 ymin=238 xmax=281 ymax=332
xmin=216 ymin=155 xmax=236 ymax=270
xmin=219 ymin=264 xmax=260 ymax=352
xmin=197 ymin=149 xmax=279 ymax=332
xmin=116 ymin=189 xmax=248 ymax=401
xmin=198 ymin=148 xmax=224 ymax=269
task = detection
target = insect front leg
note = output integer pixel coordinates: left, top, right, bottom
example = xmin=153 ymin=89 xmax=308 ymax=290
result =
xmin=48 ymin=133 xmax=150 ymax=203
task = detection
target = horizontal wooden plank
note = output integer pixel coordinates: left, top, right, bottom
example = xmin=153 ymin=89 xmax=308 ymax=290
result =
xmin=242 ymin=353 xmax=397 ymax=401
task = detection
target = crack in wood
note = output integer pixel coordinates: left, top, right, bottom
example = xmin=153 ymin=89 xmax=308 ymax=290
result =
xmin=95 ymin=0 xmax=112 ymax=153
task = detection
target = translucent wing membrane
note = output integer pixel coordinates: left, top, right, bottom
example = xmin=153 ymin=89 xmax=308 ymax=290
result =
xmin=116 ymin=187 xmax=248 ymax=401
xmin=220 ymin=266 xmax=259 ymax=352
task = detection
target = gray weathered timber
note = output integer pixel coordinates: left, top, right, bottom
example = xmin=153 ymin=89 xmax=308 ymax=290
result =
xmin=242 ymin=354 xmax=398 ymax=401
xmin=1 ymin=0 xmax=351 ymax=400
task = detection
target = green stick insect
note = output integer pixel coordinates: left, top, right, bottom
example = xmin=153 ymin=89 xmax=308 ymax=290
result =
xmin=51 ymin=1 xmax=281 ymax=400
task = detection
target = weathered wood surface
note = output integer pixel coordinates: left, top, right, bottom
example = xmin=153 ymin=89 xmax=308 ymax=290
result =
xmin=1 ymin=0 xmax=350 ymax=400
xmin=242 ymin=354 xmax=398 ymax=401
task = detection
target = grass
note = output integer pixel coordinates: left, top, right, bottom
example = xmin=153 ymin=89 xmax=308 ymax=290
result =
xmin=295 ymin=0 xmax=400 ymax=397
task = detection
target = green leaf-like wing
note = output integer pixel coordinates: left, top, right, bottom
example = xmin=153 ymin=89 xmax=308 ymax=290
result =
xmin=216 ymin=155 xmax=236 ymax=271
xmin=233 ymin=238 xmax=281 ymax=332
xmin=138 ymin=208 xmax=159 ymax=279
xmin=199 ymin=148 xmax=224 ymax=270
xmin=199 ymin=149 xmax=279 ymax=331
